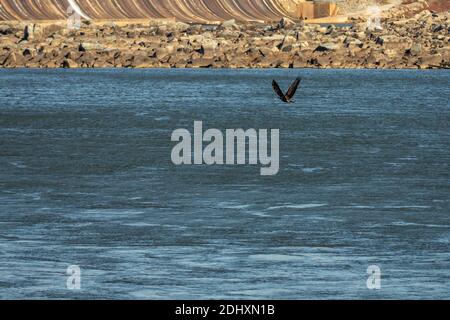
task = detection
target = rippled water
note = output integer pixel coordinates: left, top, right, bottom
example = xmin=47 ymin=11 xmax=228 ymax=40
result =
xmin=0 ymin=69 xmax=449 ymax=299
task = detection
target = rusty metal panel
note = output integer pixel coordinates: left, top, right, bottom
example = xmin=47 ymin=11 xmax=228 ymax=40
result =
xmin=297 ymin=2 xmax=315 ymax=20
xmin=0 ymin=0 xmax=300 ymax=22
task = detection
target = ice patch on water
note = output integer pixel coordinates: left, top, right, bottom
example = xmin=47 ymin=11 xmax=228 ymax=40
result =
xmin=83 ymin=209 xmax=144 ymax=215
xmin=302 ymin=167 xmax=323 ymax=173
xmin=130 ymin=289 xmax=171 ymax=299
xmin=24 ymin=192 xmax=41 ymax=200
xmin=349 ymin=205 xmax=376 ymax=209
xmin=383 ymin=205 xmax=431 ymax=209
xmin=249 ymin=254 xmax=303 ymax=262
xmin=216 ymin=202 xmax=251 ymax=210
xmin=341 ymin=205 xmax=430 ymax=210
xmin=248 ymin=211 xmax=271 ymax=217
xmin=287 ymin=164 xmax=323 ymax=173
xmin=123 ymin=222 xmax=160 ymax=227
xmin=228 ymin=288 xmax=293 ymax=297
xmin=267 ymin=203 xmax=327 ymax=210
xmin=154 ymin=116 xmax=171 ymax=121
xmin=391 ymin=221 xmax=448 ymax=228
xmin=10 ymin=161 xmax=27 ymax=169
xmin=75 ymin=209 xmax=144 ymax=220
xmin=223 ymin=204 xmax=251 ymax=210
xmin=384 ymin=162 xmax=404 ymax=167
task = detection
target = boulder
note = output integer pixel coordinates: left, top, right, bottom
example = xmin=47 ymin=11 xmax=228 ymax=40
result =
xmin=174 ymin=22 xmax=191 ymax=32
xmin=61 ymin=58 xmax=78 ymax=68
xmin=44 ymin=24 xmax=64 ymax=37
xmin=0 ymin=24 xmax=13 ymax=35
xmin=417 ymin=54 xmax=443 ymax=69
xmin=77 ymin=52 xmax=96 ymax=67
xmin=315 ymin=42 xmax=339 ymax=52
xmin=282 ymin=45 xmax=293 ymax=52
xmin=376 ymin=35 xmax=412 ymax=51
xmin=189 ymin=57 xmax=214 ymax=68
xmin=2 ymin=52 xmax=17 ymax=67
xmin=221 ymin=19 xmax=238 ymax=29
xmin=344 ymin=37 xmax=363 ymax=48
xmin=432 ymin=24 xmax=445 ymax=33
xmin=325 ymin=25 xmax=336 ymax=35
xmin=22 ymin=48 xmax=34 ymax=57
xmin=78 ymin=42 xmax=104 ymax=51
xmin=0 ymin=53 xmax=11 ymax=65
xmin=278 ymin=17 xmax=296 ymax=29
xmin=406 ymin=43 xmax=422 ymax=56
xmin=22 ymin=24 xmax=43 ymax=41
xmin=201 ymin=39 xmax=219 ymax=51
xmin=132 ymin=54 xmax=153 ymax=68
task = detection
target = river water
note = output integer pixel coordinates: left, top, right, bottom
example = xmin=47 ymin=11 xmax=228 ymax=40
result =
xmin=0 ymin=69 xmax=448 ymax=299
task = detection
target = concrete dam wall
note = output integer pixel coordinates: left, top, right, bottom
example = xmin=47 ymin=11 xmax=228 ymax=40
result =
xmin=0 ymin=0 xmax=298 ymax=22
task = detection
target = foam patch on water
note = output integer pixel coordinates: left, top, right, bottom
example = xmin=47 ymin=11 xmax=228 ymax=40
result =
xmin=228 ymin=288 xmax=294 ymax=297
xmin=302 ymin=167 xmax=323 ymax=173
xmin=383 ymin=205 xmax=431 ymax=209
xmin=123 ymin=222 xmax=160 ymax=227
xmin=248 ymin=211 xmax=271 ymax=217
xmin=24 ymin=192 xmax=41 ymax=200
xmin=340 ymin=205 xmax=431 ymax=210
xmin=135 ymin=112 xmax=148 ymax=116
xmin=154 ymin=116 xmax=171 ymax=121
xmin=249 ymin=254 xmax=303 ymax=262
xmin=216 ymin=202 xmax=251 ymax=210
xmin=398 ymin=157 xmax=417 ymax=161
xmin=391 ymin=222 xmax=449 ymax=228
xmin=10 ymin=162 xmax=27 ymax=169
xmin=223 ymin=204 xmax=252 ymax=210
xmin=348 ymin=205 xmax=376 ymax=209
xmin=267 ymin=203 xmax=327 ymax=211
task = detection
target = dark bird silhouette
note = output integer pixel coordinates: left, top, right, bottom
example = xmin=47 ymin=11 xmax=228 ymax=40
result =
xmin=272 ymin=77 xmax=301 ymax=103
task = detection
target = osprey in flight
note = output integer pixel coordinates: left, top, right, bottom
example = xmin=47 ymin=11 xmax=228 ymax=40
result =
xmin=272 ymin=77 xmax=302 ymax=103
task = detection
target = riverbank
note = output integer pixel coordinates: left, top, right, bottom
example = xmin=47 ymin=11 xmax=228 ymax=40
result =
xmin=0 ymin=9 xmax=448 ymax=69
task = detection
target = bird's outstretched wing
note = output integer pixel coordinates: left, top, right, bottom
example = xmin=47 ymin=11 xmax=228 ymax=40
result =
xmin=272 ymin=80 xmax=287 ymax=102
xmin=286 ymin=77 xmax=301 ymax=100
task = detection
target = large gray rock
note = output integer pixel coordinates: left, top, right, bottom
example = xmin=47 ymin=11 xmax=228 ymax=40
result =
xmin=315 ymin=42 xmax=339 ymax=52
xmin=22 ymin=23 xmax=43 ymax=41
xmin=175 ymin=22 xmax=191 ymax=32
xmin=78 ymin=42 xmax=104 ymax=51
xmin=62 ymin=58 xmax=78 ymax=68
xmin=221 ymin=19 xmax=238 ymax=29
xmin=189 ymin=57 xmax=214 ymax=68
xmin=375 ymin=35 xmax=399 ymax=46
xmin=432 ymin=24 xmax=445 ymax=33
xmin=278 ymin=17 xmax=296 ymax=29
xmin=325 ymin=25 xmax=336 ymax=35
xmin=0 ymin=24 xmax=13 ymax=35
xmin=344 ymin=37 xmax=363 ymax=48
xmin=407 ymin=43 xmax=422 ymax=56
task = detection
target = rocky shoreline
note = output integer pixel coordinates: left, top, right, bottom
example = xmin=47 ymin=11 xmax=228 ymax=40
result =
xmin=0 ymin=7 xmax=448 ymax=69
